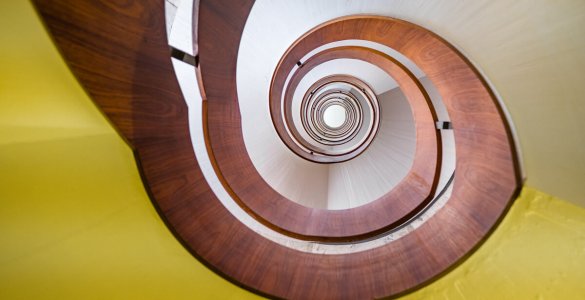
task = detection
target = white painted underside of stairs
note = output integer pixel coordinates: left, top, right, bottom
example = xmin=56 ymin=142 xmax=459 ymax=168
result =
xmin=237 ymin=1 xmax=425 ymax=209
xmin=166 ymin=0 xmax=457 ymax=210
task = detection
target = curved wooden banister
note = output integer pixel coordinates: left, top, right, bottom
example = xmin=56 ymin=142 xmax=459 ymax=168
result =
xmin=203 ymin=44 xmax=443 ymax=239
xmin=33 ymin=1 xmax=521 ymax=298
xmin=282 ymin=45 xmax=441 ymax=190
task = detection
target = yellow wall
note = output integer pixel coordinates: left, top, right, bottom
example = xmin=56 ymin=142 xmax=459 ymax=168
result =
xmin=0 ymin=2 xmax=258 ymax=299
xmin=405 ymin=187 xmax=585 ymax=300
xmin=1 ymin=1 xmax=584 ymax=299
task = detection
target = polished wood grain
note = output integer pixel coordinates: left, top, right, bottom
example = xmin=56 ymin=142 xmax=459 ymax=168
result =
xmin=199 ymin=9 xmax=520 ymax=299
xmin=33 ymin=0 xmax=521 ymax=298
xmin=280 ymin=47 xmax=439 ymax=163
xmin=202 ymin=43 xmax=443 ymax=240
xmin=33 ymin=0 xmax=187 ymax=148
xmin=284 ymin=46 xmax=441 ymax=195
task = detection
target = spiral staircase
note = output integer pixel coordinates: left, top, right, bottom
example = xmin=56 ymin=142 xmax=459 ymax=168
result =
xmin=32 ymin=0 xmax=525 ymax=298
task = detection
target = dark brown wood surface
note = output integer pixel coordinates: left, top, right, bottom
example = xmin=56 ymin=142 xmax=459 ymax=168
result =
xmin=276 ymin=47 xmax=440 ymax=165
xmin=283 ymin=45 xmax=442 ymax=206
xmin=198 ymin=9 xmax=521 ymax=300
xmin=203 ymin=43 xmax=443 ymax=240
xmin=33 ymin=0 xmax=521 ymax=299
xmin=33 ymin=0 xmax=187 ymax=148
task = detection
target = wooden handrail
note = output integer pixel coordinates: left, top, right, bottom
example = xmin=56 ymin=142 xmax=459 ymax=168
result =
xmin=202 ymin=43 xmax=443 ymax=239
xmin=33 ymin=1 xmax=521 ymax=298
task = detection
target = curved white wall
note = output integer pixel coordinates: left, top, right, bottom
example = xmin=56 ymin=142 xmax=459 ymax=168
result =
xmin=235 ymin=0 xmax=585 ymax=207
xmin=168 ymin=0 xmax=585 ymax=207
xmin=237 ymin=2 xmax=422 ymax=209
xmin=327 ymin=87 xmax=416 ymax=209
